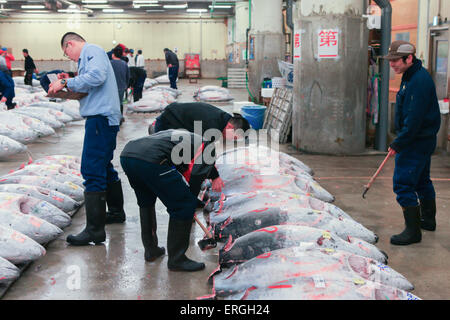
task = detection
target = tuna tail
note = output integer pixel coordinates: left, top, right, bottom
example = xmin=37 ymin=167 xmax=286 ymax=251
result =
xmin=207 ymin=264 xmax=223 ymax=284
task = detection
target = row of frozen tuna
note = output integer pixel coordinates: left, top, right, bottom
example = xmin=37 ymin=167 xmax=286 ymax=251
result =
xmin=0 ymin=100 xmax=82 ymax=158
xmin=127 ymin=86 xmax=181 ymax=113
xmin=199 ymin=145 xmax=420 ymax=300
xmin=194 ymin=86 xmax=234 ymax=102
xmin=0 ymin=155 xmax=84 ymax=287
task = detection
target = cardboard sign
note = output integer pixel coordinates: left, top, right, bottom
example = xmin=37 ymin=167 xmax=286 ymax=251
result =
xmin=318 ymin=29 xmax=339 ymax=59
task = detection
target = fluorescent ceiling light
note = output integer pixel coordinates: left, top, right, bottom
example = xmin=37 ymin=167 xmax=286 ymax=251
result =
xmin=82 ymin=0 xmax=108 ymax=3
xmin=21 ymin=5 xmax=45 ymax=9
xmin=208 ymin=5 xmax=232 ymax=9
xmin=102 ymin=8 xmax=123 ymax=13
xmin=134 ymin=4 xmax=160 ymax=7
xmin=163 ymin=4 xmax=187 ymax=9
xmin=133 ymin=0 xmax=158 ymax=4
xmin=187 ymin=9 xmax=207 ymax=13
xmin=58 ymin=9 xmax=89 ymax=13
xmin=0 ymin=0 xmax=7 ymax=3
xmin=84 ymin=5 xmax=111 ymax=8
xmin=21 ymin=10 xmax=52 ymax=13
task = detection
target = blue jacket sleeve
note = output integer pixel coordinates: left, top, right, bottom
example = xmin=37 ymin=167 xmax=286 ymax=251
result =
xmin=67 ymin=47 xmax=108 ymax=92
xmin=390 ymin=79 xmax=430 ymax=153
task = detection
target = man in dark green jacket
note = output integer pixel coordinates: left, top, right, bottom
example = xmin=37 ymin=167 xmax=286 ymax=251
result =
xmin=384 ymin=41 xmax=441 ymax=245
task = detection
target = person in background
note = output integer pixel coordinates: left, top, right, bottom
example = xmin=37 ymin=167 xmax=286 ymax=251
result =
xmin=23 ymin=49 xmax=38 ymax=86
xmin=129 ymin=66 xmax=146 ymax=102
xmin=120 ymin=129 xmax=224 ymax=271
xmin=135 ymin=49 xmax=145 ymax=69
xmin=110 ymin=46 xmax=130 ymax=127
xmin=107 ymin=43 xmax=128 ymax=63
xmin=0 ymin=50 xmax=8 ymax=74
xmin=126 ymin=49 xmax=135 ymax=67
xmin=164 ymin=48 xmax=179 ymax=90
xmin=1 ymin=47 xmax=14 ymax=77
xmin=0 ymin=69 xmax=16 ymax=110
xmin=48 ymin=32 xmax=126 ymax=245
xmin=384 ymin=40 xmax=441 ymax=246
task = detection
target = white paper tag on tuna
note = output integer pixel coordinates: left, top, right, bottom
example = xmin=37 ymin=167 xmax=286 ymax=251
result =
xmin=313 ymin=275 xmax=326 ymax=288
xmin=47 ymin=73 xmax=58 ymax=83
xmin=292 ymin=242 xmax=314 ymax=253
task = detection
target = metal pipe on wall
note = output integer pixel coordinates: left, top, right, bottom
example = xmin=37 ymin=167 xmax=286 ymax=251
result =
xmin=374 ymin=0 xmax=392 ymax=151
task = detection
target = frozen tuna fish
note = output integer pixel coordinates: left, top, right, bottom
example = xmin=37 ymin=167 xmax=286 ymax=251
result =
xmin=11 ymin=108 xmax=64 ymax=129
xmin=224 ymin=276 xmax=420 ymax=300
xmin=206 ymin=191 xmax=354 ymax=221
xmin=212 ymin=246 xmax=413 ymax=297
xmin=207 ymin=174 xmax=334 ymax=203
xmin=0 ymin=175 xmax=84 ymax=202
xmin=209 ymin=206 xmax=378 ymax=244
xmin=219 ymin=145 xmax=314 ymax=176
xmin=28 ymin=101 xmax=81 ymax=121
xmin=5 ymin=164 xmax=84 ymax=187
xmin=31 ymin=155 xmax=81 ymax=171
xmin=0 ymin=224 xmax=46 ymax=264
xmin=218 ymin=225 xmax=388 ymax=267
xmin=194 ymin=86 xmax=233 ymax=102
xmin=0 ymin=208 xmax=63 ymax=244
xmin=0 ymin=112 xmax=54 ymax=138
xmin=0 ymin=184 xmax=81 ymax=213
xmin=0 ymin=192 xmax=72 ymax=228
xmin=0 ymin=111 xmax=39 ymax=144
xmin=0 ymin=135 xmax=27 ymax=158
xmin=0 ymin=256 xmax=20 ymax=285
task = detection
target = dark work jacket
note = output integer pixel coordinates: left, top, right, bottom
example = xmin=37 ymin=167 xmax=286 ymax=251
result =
xmin=0 ymin=70 xmax=15 ymax=99
xmin=158 ymin=102 xmax=232 ymax=136
xmin=24 ymin=55 xmax=36 ymax=71
xmin=390 ymin=60 xmax=441 ymax=154
xmin=165 ymin=50 xmax=179 ymax=66
xmin=120 ymin=129 xmax=219 ymax=197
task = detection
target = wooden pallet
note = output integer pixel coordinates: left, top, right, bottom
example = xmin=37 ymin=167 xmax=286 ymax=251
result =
xmin=263 ymin=88 xmax=293 ymax=143
xmin=227 ymin=68 xmax=247 ymax=88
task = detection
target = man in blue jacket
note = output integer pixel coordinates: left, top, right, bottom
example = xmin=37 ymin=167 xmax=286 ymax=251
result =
xmin=0 ymin=70 xmax=16 ymax=109
xmin=49 ymin=32 xmax=124 ymax=246
xmin=384 ymin=41 xmax=441 ymax=245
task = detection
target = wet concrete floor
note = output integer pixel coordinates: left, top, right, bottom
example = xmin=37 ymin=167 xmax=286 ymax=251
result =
xmin=1 ymin=79 xmax=450 ymax=300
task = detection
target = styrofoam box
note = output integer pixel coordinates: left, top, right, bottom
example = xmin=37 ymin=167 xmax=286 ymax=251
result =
xmin=261 ymin=88 xmax=275 ymax=98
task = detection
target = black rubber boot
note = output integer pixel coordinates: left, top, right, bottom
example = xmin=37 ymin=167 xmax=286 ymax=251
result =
xmin=420 ymin=198 xmax=436 ymax=231
xmin=167 ymin=217 xmax=205 ymax=272
xmin=105 ymin=180 xmax=126 ymax=224
xmin=390 ymin=206 xmax=422 ymax=245
xmin=140 ymin=206 xmax=165 ymax=262
xmin=67 ymin=191 xmax=107 ymax=246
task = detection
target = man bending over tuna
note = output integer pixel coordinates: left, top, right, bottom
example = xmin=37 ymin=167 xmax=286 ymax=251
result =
xmin=148 ymin=102 xmax=250 ymax=142
xmin=120 ymin=129 xmax=224 ymax=271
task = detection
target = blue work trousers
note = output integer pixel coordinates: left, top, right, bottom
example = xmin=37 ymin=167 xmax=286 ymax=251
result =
xmin=393 ymin=146 xmax=436 ymax=207
xmin=120 ymin=157 xmax=197 ymax=221
xmin=81 ymin=115 xmax=120 ymax=192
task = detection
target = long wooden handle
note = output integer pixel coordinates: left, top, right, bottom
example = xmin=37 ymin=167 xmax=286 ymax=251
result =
xmin=366 ymin=149 xmax=394 ymax=189
xmin=194 ymin=215 xmax=213 ymax=239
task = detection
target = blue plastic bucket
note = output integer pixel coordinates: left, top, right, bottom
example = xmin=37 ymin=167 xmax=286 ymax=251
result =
xmin=241 ymin=105 xmax=267 ymax=130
